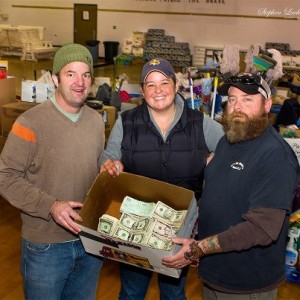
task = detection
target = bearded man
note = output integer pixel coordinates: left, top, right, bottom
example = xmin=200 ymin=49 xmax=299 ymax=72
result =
xmin=162 ymin=73 xmax=300 ymax=300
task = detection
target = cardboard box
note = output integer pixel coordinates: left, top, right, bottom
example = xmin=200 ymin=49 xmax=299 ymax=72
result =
xmin=1 ymin=102 xmax=116 ymax=140
xmin=78 ymin=171 xmax=197 ymax=278
xmin=0 ymin=76 xmax=16 ymax=134
xmin=284 ymin=138 xmax=300 ymax=165
xmin=2 ymin=102 xmax=38 ymax=137
xmin=21 ymin=81 xmax=55 ymax=103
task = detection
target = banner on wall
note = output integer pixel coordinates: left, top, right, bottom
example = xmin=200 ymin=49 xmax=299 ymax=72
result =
xmin=11 ymin=1 xmax=300 ymax=19
xmin=98 ymin=0 xmax=300 ymax=19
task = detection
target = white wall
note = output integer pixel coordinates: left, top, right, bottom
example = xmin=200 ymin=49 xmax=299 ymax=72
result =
xmin=0 ymin=0 xmax=299 ymax=57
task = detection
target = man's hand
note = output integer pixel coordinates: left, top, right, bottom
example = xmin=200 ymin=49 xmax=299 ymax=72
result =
xmin=162 ymin=237 xmax=195 ymax=269
xmin=100 ymin=159 xmax=124 ymax=177
xmin=50 ymin=200 xmax=83 ymax=235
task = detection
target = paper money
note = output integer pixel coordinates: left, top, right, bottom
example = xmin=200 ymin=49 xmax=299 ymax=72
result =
xmin=146 ymin=232 xmax=173 ymax=250
xmin=152 ymin=220 xmax=177 ymax=239
xmin=120 ymin=196 xmax=155 ymax=217
xmin=113 ymin=226 xmax=131 ymax=241
xmin=133 ymin=217 xmax=152 ymax=231
xmin=97 ymin=197 xmax=186 ymax=250
xmin=130 ymin=232 xmax=148 ymax=245
xmin=119 ymin=213 xmax=139 ymax=229
xmin=153 ymin=201 xmax=187 ymax=226
xmin=97 ymin=214 xmax=119 ymax=235
xmin=172 ymin=210 xmax=187 ymax=225
xmin=119 ymin=213 xmax=153 ymax=232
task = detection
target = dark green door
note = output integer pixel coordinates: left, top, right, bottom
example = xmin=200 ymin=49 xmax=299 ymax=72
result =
xmin=74 ymin=4 xmax=97 ymax=45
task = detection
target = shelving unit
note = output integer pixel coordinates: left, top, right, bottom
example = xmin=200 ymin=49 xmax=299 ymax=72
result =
xmin=204 ymin=47 xmax=223 ymax=64
xmin=193 ymin=46 xmax=248 ymax=67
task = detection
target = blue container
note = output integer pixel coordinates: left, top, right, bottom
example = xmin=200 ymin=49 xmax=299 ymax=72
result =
xmin=187 ymin=98 xmax=201 ymax=110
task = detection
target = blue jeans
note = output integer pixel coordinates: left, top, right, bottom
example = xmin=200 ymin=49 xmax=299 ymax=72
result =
xmin=119 ymin=263 xmax=188 ymax=300
xmin=21 ymin=239 xmax=103 ymax=300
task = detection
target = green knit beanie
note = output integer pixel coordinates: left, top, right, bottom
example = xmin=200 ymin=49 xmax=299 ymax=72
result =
xmin=52 ymin=43 xmax=94 ymax=76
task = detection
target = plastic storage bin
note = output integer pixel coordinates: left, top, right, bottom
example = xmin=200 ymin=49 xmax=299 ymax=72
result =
xmin=103 ymin=41 xmax=119 ymax=62
xmin=86 ymin=40 xmax=100 ymax=62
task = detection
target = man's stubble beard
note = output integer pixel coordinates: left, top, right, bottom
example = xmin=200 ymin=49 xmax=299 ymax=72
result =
xmin=221 ymin=110 xmax=269 ymax=144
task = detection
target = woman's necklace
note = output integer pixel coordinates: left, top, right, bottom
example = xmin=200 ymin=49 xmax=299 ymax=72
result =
xmin=160 ymin=107 xmax=176 ymax=136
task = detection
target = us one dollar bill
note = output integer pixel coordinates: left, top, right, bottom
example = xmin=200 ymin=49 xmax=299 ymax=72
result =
xmin=153 ymin=201 xmax=187 ymax=226
xmin=120 ymin=196 xmax=155 ymax=217
xmin=97 ymin=214 xmax=119 ymax=235
xmin=146 ymin=232 xmax=173 ymax=251
xmin=130 ymin=232 xmax=148 ymax=244
xmin=119 ymin=213 xmax=140 ymax=229
xmin=119 ymin=213 xmax=153 ymax=232
xmin=152 ymin=219 xmax=177 ymax=239
xmin=133 ymin=217 xmax=152 ymax=231
xmin=113 ymin=226 xmax=132 ymax=241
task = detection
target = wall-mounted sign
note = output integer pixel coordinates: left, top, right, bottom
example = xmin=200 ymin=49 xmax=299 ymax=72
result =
xmin=82 ymin=10 xmax=89 ymax=21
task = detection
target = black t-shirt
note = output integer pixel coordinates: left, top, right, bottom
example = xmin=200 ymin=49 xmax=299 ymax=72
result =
xmin=198 ymin=126 xmax=299 ymax=292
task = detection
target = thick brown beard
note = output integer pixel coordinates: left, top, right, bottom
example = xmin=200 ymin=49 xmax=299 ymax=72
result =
xmin=221 ymin=111 xmax=269 ymax=143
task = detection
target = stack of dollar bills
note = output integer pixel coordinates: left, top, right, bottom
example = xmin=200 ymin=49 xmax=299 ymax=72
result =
xmin=97 ymin=196 xmax=187 ymax=251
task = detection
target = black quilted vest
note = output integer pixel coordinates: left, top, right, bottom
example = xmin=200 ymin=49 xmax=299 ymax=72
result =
xmin=121 ymin=100 xmax=209 ymax=199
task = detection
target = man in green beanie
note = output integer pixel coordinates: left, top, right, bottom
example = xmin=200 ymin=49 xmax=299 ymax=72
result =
xmin=0 ymin=43 xmax=105 ymax=299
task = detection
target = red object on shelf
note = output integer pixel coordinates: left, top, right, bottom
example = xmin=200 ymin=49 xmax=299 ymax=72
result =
xmin=0 ymin=67 xmax=7 ymax=79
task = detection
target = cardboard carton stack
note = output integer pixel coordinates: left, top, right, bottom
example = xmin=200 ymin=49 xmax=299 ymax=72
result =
xmin=1 ymin=102 xmax=38 ymax=138
xmin=143 ymin=29 xmax=192 ymax=68
xmin=0 ymin=76 xmax=17 ymax=153
xmin=193 ymin=45 xmax=206 ymax=66
xmin=0 ymin=76 xmax=16 ymax=136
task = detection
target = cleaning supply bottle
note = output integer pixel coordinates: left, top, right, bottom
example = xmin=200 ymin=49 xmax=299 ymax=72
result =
xmin=286 ymin=227 xmax=299 ymax=266
xmin=290 ymin=212 xmax=300 ymax=270
xmin=201 ymin=73 xmax=212 ymax=115
xmin=201 ymin=73 xmax=212 ymax=104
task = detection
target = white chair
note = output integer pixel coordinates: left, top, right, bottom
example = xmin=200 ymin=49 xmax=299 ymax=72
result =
xmin=18 ymin=28 xmax=57 ymax=61
xmin=0 ymin=25 xmax=12 ymax=54
xmin=0 ymin=29 xmax=10 ymax=51
xmin=4 ymin=28 xmax=23 ymax=57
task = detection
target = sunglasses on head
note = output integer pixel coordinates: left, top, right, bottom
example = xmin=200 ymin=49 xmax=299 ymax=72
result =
xmin=227 ymin=74 xmax=262 ymax=86
xmin=226 ymin=73 xmax=270 ymax=99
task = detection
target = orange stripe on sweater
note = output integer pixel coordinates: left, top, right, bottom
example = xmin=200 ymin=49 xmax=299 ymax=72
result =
xmin=11 ymin=122 xmax=36 ymax=142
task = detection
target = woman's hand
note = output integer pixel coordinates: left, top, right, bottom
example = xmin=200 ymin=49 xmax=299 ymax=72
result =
xmin=100 ymin=159 xmax=124 ymax=177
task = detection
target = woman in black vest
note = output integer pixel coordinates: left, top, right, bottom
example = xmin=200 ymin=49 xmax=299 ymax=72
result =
xmin=100 ymin=58 xmax=224 ymax=300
